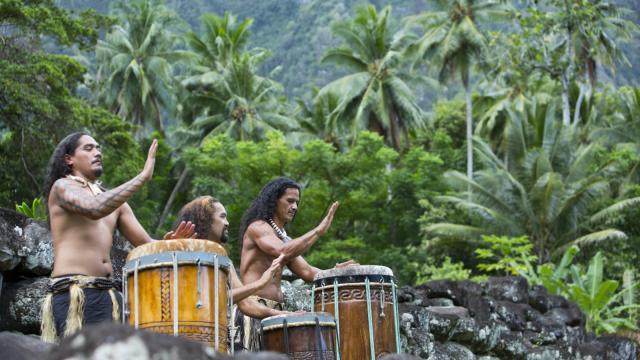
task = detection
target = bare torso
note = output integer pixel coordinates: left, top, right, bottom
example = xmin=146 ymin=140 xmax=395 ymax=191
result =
xmin=240 ymin=220 xmax=283 ymax=302
xmin=49 ymin=180 xmax=120 ymax=277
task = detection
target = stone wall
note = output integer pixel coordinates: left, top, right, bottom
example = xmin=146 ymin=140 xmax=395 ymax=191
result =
xmin=0 ymin=208 xmax=637 ymax=359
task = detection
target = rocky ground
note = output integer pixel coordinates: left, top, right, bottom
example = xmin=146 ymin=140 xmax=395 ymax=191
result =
xmin=0 ymin=208 xmax=638 ymax=359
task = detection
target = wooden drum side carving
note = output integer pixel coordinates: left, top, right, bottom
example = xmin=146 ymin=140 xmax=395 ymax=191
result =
xmin=313 ymin=266 xmax=400 ymax=360
xmin=123 ymin=239 xmax=232 ymax=353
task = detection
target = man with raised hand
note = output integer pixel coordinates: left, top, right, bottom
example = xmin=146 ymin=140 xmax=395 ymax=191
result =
xmin=40 ymin=132 xmax=194 ymax=342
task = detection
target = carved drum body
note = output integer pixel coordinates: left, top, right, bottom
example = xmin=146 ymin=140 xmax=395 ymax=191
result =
xmin=123 ymin=239 xmax=232 ymax=353
xmin=261 ymin=312 xmax=337 ymax=360
xmin=312 ymin=265 xmax=400 ymax=360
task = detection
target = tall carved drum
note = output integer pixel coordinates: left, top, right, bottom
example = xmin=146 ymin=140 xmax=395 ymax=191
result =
xmin=312 ymin=265 xmax=400 ymax=360
xmin=123 ymin=239 xmax=232 ymax=353
xmin=261 ymin=312 xmax=337 ymax=359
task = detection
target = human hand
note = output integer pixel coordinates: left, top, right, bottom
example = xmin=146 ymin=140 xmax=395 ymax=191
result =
xmin=335 ymin=260 xmax=358 ymax=269
xmin=140 ymin=139 xmax=158 ymax=182
xmin=316 ymin=201 xmax=339 ymax=236
xmin=259 ymin=254 xmax=285 ymax=287
xmin=163 ymin=220 xmax=197 ymax=240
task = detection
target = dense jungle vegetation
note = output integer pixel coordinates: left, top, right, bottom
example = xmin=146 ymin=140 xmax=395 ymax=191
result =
xmin=1 ymin=0 xmax=639 ymax=335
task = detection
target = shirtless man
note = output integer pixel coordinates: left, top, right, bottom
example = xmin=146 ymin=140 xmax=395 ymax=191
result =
xmin=237 ymin=177 xmax=354 ymax=350
xmin=40 ymin=132 xmax=194 ymax=342
xmin=175 ymin=196 xmax=293 ymax=351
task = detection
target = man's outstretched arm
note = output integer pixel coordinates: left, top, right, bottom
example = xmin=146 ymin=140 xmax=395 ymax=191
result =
xmin=53 ymin=140 xmax=158 ymax=220
xmin=251 ymin=202 xmax=340 ymax=261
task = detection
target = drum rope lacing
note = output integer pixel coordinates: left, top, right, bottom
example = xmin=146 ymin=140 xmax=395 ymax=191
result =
xmin=196 ymin=258 xmax=202 ymax=309
xmin=392 ymin=279 xmax=401 ymax=352
xmin=172 ymin=252 xmax=179 ymax=337
xmin=134 ymin=259 xmax=140 ymax=329
xmin=365 ymin=277 xmax=376 ymax=359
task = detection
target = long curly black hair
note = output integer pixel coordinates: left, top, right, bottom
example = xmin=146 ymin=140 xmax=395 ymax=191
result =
xmin=175 ymin=196 xmax=220 ymax=242
xmin=238 ymin=177 xmax=300 ymax=245
xmin=42 ymin=132 xmax=89 ymax=205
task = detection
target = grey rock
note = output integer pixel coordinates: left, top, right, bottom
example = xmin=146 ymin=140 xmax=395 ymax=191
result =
xmin=528 ymin=285 xmax=551 ymax=313
xmin=379 ymin=354 xmax=423 ymax=360
xmin=525 ymin=345 xmax=569 ymax=360
xmin=494 ymin=331 xmax=533 ymax=360
xmin=48 ymin=323 xmax=221 ymax=359
xmin=548 ymin=302 xmax=585 ymax=327
xmin=0 ymin=276 xmax=48 ymax=333
xmin=486 ymin=276 xmax=529 ymax=304
xmin=420 ymin=306 xmax=470 ymax=341
xmin=494 ymin=301 xmax=529 ymax=331
xmin=463 ymin=295 xmax=492 ymax=326
xmin=467 ymin=321 xmax=507 ymax=354
xmin=18 ymin=220 xmax=53 ymax=275
xmin=0 ymin=209 xmax=29 ymax=272
xmin=430 ymin=342 xmax=475 ymax=360
xmin=425 ymin=298 xmax=455 ymax=307
xmin=401 ymin=309 xmax=435 ymax=358
xmin=576 ymin=340 xmax=607 ymax=360
xmin=0 ymin=331 xmax=54 ymax=360
xmin=281 ymin=279 xmax=312 ymax=312
xmin=599 ymin=334 xmax=638 ymax=360
xmin=419 ymin=280 xmax=483 ymax=307
xmin=398 ymin=286 xmax=416 ymax=303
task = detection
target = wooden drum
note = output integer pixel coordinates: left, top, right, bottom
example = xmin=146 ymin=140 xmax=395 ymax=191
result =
xmin=261 ymin=312 xmax=337 ymax=359
xmin=123 ymin=239 xmax=232 ymax=353
xmin=312 ymin=265 xmax=400 ymax=360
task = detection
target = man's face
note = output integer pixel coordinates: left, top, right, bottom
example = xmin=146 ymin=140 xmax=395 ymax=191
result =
xmin=275 ymin=188 xmax=299 ymax=224
xmin=211 ymin=202 xmax=229 ymax=244
xmin=65 ymin=135 xmax=103 ymax=180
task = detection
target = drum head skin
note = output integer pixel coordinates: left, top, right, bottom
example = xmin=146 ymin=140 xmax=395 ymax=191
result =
xmin=127 ymin=238 xmax=227 ymax=261
xmin=261 ymin=312 xmax=336 ymax=330
xmin=313 ymin=265 xmax=395 ymax=286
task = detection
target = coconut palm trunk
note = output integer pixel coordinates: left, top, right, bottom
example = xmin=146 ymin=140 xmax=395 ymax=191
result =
xmin=464 ymin=75 xmax=473 ymax=181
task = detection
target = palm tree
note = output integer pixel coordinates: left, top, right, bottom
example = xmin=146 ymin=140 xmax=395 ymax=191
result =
xmin=426 ymin=103 xmax=640 ymax=261
xmin=185 ymin=12 xmax=253 ymax=72
xmin=570 ymin=0 xmax=638 ymax=125
xmin=287 ymin=88 xmax=347 ymax=150
xmin=318 ymin=5 xmax=425 ymax=151
xmin=96 ymin=0 xmax=185 ymax=136
xmin=183 ymin=52 xmax=293 ymax=141
xmin=407 ymin=0 xmax=508 ymax=180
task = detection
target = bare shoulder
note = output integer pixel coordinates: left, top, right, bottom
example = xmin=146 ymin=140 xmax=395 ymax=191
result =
xmin=50 ymin=178 xmax=82 ymax=198
xmin=246 ymin=220 xmax=270 ymax=235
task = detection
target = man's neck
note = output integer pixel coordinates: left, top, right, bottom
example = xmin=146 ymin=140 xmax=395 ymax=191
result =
xmin=69 ymin=172 xmax=97 ymax=183
xmin=271 ymin=216 xmax=285 ymax=229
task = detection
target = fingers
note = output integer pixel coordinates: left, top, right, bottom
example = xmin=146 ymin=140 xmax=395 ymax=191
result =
xmin=147 ymin=139 xmax=158 ymax=159
xmin=163 ymin=221 xmax=197 ymax=240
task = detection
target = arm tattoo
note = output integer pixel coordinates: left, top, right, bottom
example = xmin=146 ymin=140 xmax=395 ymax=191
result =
xmin=56 ymin=176 xmax=145 ymax=219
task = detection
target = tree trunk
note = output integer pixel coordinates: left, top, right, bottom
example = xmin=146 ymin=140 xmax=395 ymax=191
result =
xmin=388 ymin=101 xmax=401 ymax=151
xmin=562 ymin=0 xmax=574 ymax=127
xmin=152 ymin=97 xmax=165 ymax=138
xmin=561 ymin=74 xmax=571 ymax=126
xmin=464 ymin=77 xmax=473 ymax=182
xmin=572 ymin=72 xmax=590 ymax=126
xmin=156 ymin=167 xmax=190 ymax=233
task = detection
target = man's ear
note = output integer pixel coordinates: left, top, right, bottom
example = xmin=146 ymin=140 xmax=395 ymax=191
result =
xmin=64 ymin=154 xmax=73 ymax=167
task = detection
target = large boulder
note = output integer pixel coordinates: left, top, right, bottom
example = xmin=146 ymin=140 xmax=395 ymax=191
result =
xmin=0 ymin=276 xmax=48 ymax=333
xmin=486 ymin=276 xmax=529 ymax=304
xmin=0 ymin=209 xmax=52 ymax=274
xmin=0 ymin=331 xmax=53 ymax=360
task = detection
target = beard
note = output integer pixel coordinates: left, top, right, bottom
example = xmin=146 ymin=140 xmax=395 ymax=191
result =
xmin=220 ymin=230 xmax=229 ymax=244
xmin=93 ymin=167 xmax=103 ymax=178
